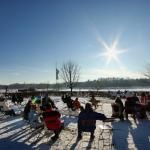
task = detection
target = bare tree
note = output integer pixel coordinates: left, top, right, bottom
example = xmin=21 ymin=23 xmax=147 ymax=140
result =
xmin=144 ymin=64 xmax=150 ymax=78
xmin=61 ymin=61 xmax=80 ymax=95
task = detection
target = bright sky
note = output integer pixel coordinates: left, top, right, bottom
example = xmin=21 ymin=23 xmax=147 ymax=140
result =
xmin=0 ymin=0 xmax=150 ymax=84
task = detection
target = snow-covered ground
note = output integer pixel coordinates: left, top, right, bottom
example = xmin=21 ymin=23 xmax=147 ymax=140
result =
xmin=0 ymin=97 xmax=150 ymax=150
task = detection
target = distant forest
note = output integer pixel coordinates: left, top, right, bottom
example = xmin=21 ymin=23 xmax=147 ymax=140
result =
xmin=0 ymin=78 xmax=150 ymax=90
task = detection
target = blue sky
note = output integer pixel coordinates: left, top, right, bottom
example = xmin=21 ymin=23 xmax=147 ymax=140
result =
xmin=0 ymin=0 xmax=150 ymax=84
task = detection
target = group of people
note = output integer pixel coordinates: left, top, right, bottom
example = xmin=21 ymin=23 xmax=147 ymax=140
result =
xmin=61 ymin=94 xmax=100 ymax=111
xmin=22 ymin=92 xmax=150 ymax=142
xmin=23 ymin=95 xmax=63 ymax=141
xmin=111 ymin=92 xmax=150 ymax=121
xmin=61 ymin=95 xmax=81 ymax=111
xmin=12 ymin=94 xmax=23 ymax=104
xmin=23 ymin=94 xmax=113 ymax=141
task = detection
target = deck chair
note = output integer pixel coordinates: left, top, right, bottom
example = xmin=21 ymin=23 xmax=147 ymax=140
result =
xmin=125 ymin=98 xmax=136 ymax=120
xmin=78 ymin=119 xmax=96 ymax=139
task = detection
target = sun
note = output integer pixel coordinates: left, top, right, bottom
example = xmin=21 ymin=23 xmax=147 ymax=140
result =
xmin=102 ymin=45 xmax=122 ymax=64
xmin=104 ymin=48 xmax=119 ymax=63
xmin=98 ymin=37 xmax=126 ymax=65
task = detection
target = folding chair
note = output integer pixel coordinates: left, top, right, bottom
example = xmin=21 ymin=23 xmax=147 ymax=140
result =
xmin=78 ymin=119 xmax=96 ymax=140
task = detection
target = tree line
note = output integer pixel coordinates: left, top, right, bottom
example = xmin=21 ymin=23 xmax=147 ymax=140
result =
xmin=0 ymin=78 xmax=150 ymax=90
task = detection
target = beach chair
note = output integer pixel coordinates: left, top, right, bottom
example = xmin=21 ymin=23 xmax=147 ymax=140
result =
xmin=124 ymin=98 xmax=136 ymax=120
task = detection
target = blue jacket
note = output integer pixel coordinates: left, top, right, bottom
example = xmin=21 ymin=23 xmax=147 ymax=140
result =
xmin=78 ymin=110 xmax=107 ymax=132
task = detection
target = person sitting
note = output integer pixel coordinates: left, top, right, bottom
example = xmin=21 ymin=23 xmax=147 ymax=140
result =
xmin=125 ymin=96 xmax=136 ymax=120
xmin=65 ymin=95 xmax=74 ymax=111
xmin=42 ymin=104 xmax=64 ymax=141
xmin=133 ymin=93 xmax=146 ymax=119
xmin=78 ymin=103 xmax=111 ymax=140
xmin=61 ymin=94 xmax=67 ymax=103
xmin=90 ymin=95 xmax=98 ymax=109
xmin=124 ymin=92 xmax=146 ymax=120
xmin=0 ymin=98 xmax=15 ymax=116
xmin=23 ymin=100 xmax=32 ymax=120
xmin=111 ymin=97 xmax=124 ymax=121
xmin=41 ymin=95 xmax=57 ymax=110
xmin=134 ymin=93 xmax=146 ymax=119
xmin=72 ymin=98 xmax=81 ymax=111
xmin=17 ymin=94 xmax=23 ymax=104
xmin=28 ymin=104 xmax=44 ymax=129
xmin=12 ymin=94 xmax=18 ymax=104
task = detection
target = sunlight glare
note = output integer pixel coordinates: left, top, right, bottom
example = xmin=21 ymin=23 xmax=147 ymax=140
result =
xmin=98 ymin=37 xmax=127 ymax=65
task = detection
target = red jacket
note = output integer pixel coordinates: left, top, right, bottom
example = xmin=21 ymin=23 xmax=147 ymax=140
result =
xmin=43 ymin=109 xmax=61 ymax=130
xmin=73 ymin=100 xmax=81 ymax=109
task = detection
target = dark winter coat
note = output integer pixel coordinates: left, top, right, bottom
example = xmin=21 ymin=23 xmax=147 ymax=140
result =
xmin=78 ymin=110 xmax=106 ymax=132
xmin=23 ymin=101 xmax=31 ymax=120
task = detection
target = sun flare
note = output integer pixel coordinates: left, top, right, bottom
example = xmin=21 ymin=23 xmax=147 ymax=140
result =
xmin=98 ymin=37 xmax=126 ymax=65
xmin=104 ymin=48 xmax=118 ymax=62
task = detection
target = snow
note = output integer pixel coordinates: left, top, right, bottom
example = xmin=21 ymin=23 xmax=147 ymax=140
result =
xmin=0 ymin=97 xmax=150 ymax=150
